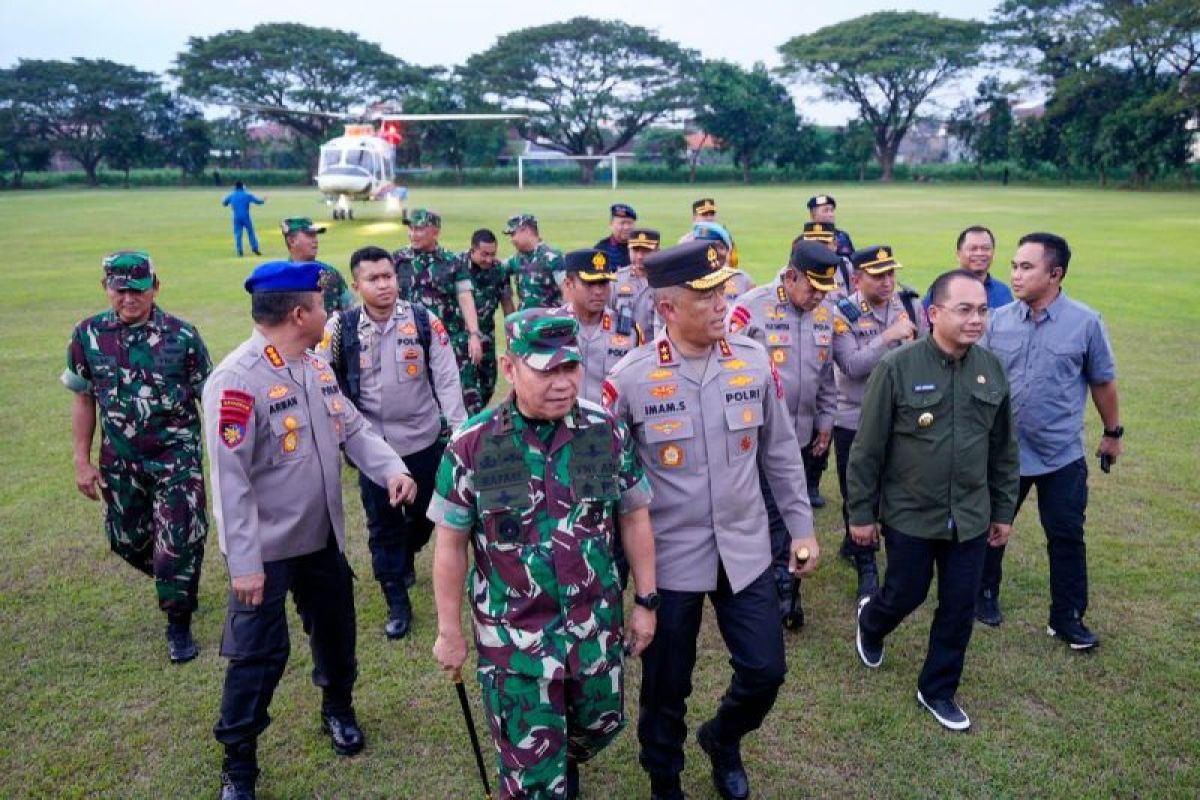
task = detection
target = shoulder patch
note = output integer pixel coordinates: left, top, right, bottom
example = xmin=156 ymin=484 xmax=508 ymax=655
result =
xmin=729 ymin=305 xmax=751 ymax=333
xmin=218 ymin=389 xmax=254 ymax=449
xmin=430 ymin=317 xmax=449 ymax=345
xmin=601 ymin=378 xmax=618 ymax=410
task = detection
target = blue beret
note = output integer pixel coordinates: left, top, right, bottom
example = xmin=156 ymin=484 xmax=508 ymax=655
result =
xmin=244 ymin=261 xmax=325 ymax=294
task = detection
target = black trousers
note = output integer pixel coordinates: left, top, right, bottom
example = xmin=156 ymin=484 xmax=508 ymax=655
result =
xmin=761 ymin=472 xmax=794 ymax=600
xmin=980 ymin=457 xmax=1090 ymax=622
xmin=859 ymin=526 xmax=987 ymax=701
xmin=834 ymin=425 xmax=879 ymax=557
xmin=801 ymin=432 xmax=829 ymax=495
xmin=213 ymin=535 xmax=357 ymax=748
xmin=638 ymin=567 xmax=786 ymax=778
xmin=358 ymin=437 xmax=444 ymax=585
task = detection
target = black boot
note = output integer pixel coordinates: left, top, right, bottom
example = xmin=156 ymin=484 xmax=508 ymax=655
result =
xmin=697 ymin=721 xmax=749 ymax=800
xmin=381 ymin=581 xmax=412 ymax=640
xmin=854 ymin=555 xmax=879 ymax=600
xmin=220 ymin=741 xmax=259 ymax=800
xmin=321 ymin=706 xmax=366 ymax=756
xmin=166 ymin=612 xmax=198 ymax=664
xmin=976 ymin=587 xmax=1003 ymax=627
xmin=649 ymin=771 xmax=685 ymax=800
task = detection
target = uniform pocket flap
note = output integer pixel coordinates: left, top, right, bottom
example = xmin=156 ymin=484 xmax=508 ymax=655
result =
xmin=724 ymin=404 xmax=763 ymax=431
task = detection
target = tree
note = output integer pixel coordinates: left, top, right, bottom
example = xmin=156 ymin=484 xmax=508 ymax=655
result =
xmin=948 ymin=76 xmax=1012 ymax=176
xmin=693 ymin=61 xmax=810 ymax=183
xmin=462 ymin=17 xmax=697 ymax=182
xmin=6 ymin=59 xmax=158 ymax=185
xmin=635 ymin=128 xmax=687 ymax=172
xmin=0 ymin=69 xmax=51 ymax=187
xmin=172 ymin=23 xmax=425 ymax=173
xmin=778 ymin=12 xmax=985 ymax=181
xmin=100 ymin=108 xmax=148 ymax=186
xmin=831 ymin=120 xmax=876 ymax=181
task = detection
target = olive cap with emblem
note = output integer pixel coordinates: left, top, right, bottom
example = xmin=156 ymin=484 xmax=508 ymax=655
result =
xmin=851 ymin=245 xmax=903 ymax=275
xmin=800 ymin=221 xmax=835 ymax=243
xmin=807 ymin=193 xmax=836 ymax=210
xmin=244 ymin=260 xmax=326 ymax=294
xmin=103 ymin=250 xmax=156 ymax=292
xmin=628 ymin=228 xmax=661 ymax=251
xmin=403 ymin=208 xmax=441 ymax=228
xmin=503 ymin=213 xmax=538 ymax=234
xmin=692 ymin=197 xmax=717 ymax=216
xmin=644 ymin=239 xmax=738 ymax=291
xmin=789 ymin=241 xmax=840 ymax=292
xmin=610 ymin=203 xmax=637 ymax=220
xmin=563 ymin=248 xmax=618 ymax=282
xmin=280 ymin=217 xmax=326 ymax=236
xmin=504 ymin=309 xmax=582 ymax=371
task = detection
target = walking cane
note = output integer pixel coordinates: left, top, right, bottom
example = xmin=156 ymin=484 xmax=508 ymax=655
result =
xmin=453 ymin=668 xmax=493 ymax=800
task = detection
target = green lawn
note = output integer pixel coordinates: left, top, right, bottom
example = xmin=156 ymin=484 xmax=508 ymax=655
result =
xmin=0 ymin=184 xmax=1197 ymax=798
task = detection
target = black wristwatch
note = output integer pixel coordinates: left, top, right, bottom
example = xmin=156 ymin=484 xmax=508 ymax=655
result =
xmin=1103 ymin=425 xmax=1125 ymax=439
xmin=634 ymin=592 xmax=660 ymax=611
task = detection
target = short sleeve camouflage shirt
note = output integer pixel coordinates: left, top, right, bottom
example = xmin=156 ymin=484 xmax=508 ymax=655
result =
xmin=505 ymin=241 xmax=564 ymax=310
xmin=428 ymin=396 xmax=652 ymax=679
xmin=461 ymin=250 xmax=511 ymax=344
xmin=394 ymin=245 xmax=473 ymax=339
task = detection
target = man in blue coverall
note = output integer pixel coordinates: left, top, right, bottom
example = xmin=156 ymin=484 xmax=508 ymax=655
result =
xmin=222 ymin=182 xmax=267 ymax=257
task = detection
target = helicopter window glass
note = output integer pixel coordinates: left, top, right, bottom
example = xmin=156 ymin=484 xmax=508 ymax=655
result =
xmin=345 ymin=149 xmax=376 ymax=172
xmin=321 ymin=149 xmax=342 ymax=168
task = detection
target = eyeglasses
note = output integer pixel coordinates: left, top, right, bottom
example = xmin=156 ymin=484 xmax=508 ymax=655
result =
xmin=934 ymin=304 xmax=990 ymax=320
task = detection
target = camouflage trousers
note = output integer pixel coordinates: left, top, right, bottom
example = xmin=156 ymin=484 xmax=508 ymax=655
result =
xmin=479 ymin=667 xmax=626 ymax=799
xmin=99 ymin=452 xmax=208 ymax=612
xmin=455 ymin=337 xmax=499 ymax=417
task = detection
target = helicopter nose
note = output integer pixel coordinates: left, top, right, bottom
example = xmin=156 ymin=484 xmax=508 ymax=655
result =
xmin=317 ymin=175 xmax=372 ymax=194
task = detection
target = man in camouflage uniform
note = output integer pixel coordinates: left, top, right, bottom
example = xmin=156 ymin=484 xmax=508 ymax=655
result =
xmin=504 ymin=213 xmax=565 ymax=310
xmin=204 ymin=261 xmax=416 ymax=800
xmin=460 ymin=228 xmax=516 ymax=414
xmin=555 ymin=248 xmax=644 ymax=404
xmin=63 ymin=250 xmax=211 ymax=664
xmin=727 ymin=241 xmax=839 ymax=630
xmin=807 ymin=193 xmax=855 ymax=259
xmin=605 ymin=240 xmax=819 ymax=800
xmin=832 ymin=245 xmax=928 ymax=598
xmin=691 ymin=221 xmax=755 ymax=303
xmin=394 ymin=208 xmax=486 ymax=380
xmin=430 ymin=309 xmax=658 ymax=800
xmin=611 ymin=228 xmax=660 ymax=339
xmin=281 ymin=217 xmax=355 ymax=315
xmin=594 ymin=203 xmax=637 ymax=269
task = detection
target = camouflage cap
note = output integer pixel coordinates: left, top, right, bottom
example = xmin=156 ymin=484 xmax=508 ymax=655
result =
xmin=504 ymin=309 xmax=582 ymax=371
xmin=503 ymin=213 xmax=538 ymax=235
xmin=404 ymin=208 xmax=442 ymax=228
xmin=103 ymin=250 xmax=156 ymax=292
xmin=851 ymin=245 xmax=903 ymax=275
xmin=281 ymin=217 xmax=326 ymax=236
xmin=563 ymin=248 xmax=618 ymax=282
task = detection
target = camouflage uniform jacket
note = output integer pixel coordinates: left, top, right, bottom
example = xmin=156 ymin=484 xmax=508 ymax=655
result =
xmin=427 ymin=397 xmax=652 ymax=680
xmin=393 ymin=244 xmax=474 ymax=340
xmin=461 ymin=250 xmax=511 ymax=344
xmin=506 ymin=241 xmax=564 ymax=310
xmin=728 ymin=278 xmax=837 ymax=443
xmin=293 ymin=258 xmax=354 ymax=315
xmin=62 ymin=306 xmax=211 ymax=463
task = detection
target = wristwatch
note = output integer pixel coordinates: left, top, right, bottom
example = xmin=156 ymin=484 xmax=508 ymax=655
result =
xmin=634 ymin=592 xmax=660 ymax=611
xmin=1103 ymin=425 xmax=1124 ymax=439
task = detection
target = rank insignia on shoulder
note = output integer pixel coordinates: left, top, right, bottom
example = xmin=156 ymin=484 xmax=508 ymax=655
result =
xmin=718 ymin=339 xmax=733 ymax=358
xmin=657 ymin=340 xmax=674 ymax=365
xmin=777 ymin=285 xmax=787 ymax=303
xmin=263 ymin=345 xmax=285 ymax=369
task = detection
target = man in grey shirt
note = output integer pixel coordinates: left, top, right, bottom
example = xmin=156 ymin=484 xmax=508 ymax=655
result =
xmin=204 ymin=261 xmax=416 ymax=800
xmin=978 ymin=232 xmax=1122 ymax=650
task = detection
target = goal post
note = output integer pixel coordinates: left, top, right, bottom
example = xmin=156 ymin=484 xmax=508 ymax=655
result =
xmin=516 ymin=153 xmax=634 ymax=190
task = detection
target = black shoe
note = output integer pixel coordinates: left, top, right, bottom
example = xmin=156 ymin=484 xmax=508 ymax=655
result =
xmin=218 ymin=772 xmax=256 ymax=800
xmin=382 ymin=581 xmax=412 ymax=640
xmin=1047 ymin=613 xmax=1099 ymax=650
xmin=697 ymin=721 xmax=749 ymax=800
xmin=854 ymin=557 xmax=878 ymax=599
xmin=649 ymin=772 xmax=685 ymax=800
xmin=856 ymin=596 xmax=884 ymax=668
xmin=252 ymin=249 xmax=262 ymax=256
xmin=916 ymin=690 xmax=971 ymax=731
xmin=565 ymin=759 xmax=579 ymax=799
xmin=321 ymin=708 xmax=365 ymax=756
xmin=808 ymin=490 xmax=826 ymax=509
xmin=166 ymin=623 xmax=198 ymax=664
xmin=976 ymin=588 xmax=1003 ymax=627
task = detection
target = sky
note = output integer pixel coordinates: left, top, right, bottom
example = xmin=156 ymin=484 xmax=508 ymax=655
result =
xmin=0 ymin=0 xmax=1000 ymax=125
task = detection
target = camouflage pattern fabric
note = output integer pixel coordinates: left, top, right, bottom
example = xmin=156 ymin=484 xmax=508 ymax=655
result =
xmin=430 ymin=397 xmax=650 ymax=680
xmin=316 ymin=261 xmax=355 ymax=315
xmin=394 ymin=245 xmax=473 ymax=341
xmin=61 ymin=306 xmax=211 ymax=609
xmin=480 ymin=668 xmax=625 ymax=799
xmin=460 ymin=251 xmax=511 ymax=414
xmin=505 ymin=242 xmax=564 ymax=310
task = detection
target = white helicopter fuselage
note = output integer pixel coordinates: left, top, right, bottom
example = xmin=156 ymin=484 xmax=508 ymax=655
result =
xmin=316 ymin=131 xmax=396 ymax=202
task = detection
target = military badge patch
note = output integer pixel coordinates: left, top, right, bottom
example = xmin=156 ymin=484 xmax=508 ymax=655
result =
xmin=833 ymin=319 xmax=851 ymax=335
xmin=221 ymin=423 xmax=246 ymax=448
xmin=718 ymin=339 xmax=733 ymax=358
xmin=263 ymin=345 xmax=285 ymax=369
xmin=430 ymin=317 xmax=449 ymax=345
xmin=406 ymin=363 xmax=420 ymax=376
xmin=319 ymin=372 xmax=335 ymax=383
xmin=649 ymin=383 xmax=678 ymax=398
xmin=658 ymin=443 xmax=684 ymax=468
xmin=401 ymin=322 xmax=418 ymax=336
xmin=772 ymin=349 xmax=787 ymax=364
xmin=651 ymin=420 xmax=684 ymax=436
xmin=729 ymin=306 xmax=751 ymax=333
xmin=282 ymin=430 xmax=299 ymax=452
xmin=739 ymin=434 xmax=753 ymax=453
xmin=601 ymin=379 xmax=618 ymax=409
xmin=722 ymin=359 xmax=748 ymax=370
xmin=267 ymin=384 xmax=289 ymax=399
xmin=403 ymin=348 xmax=420 ymax=360
xmin=728 ymin=374 xmax=754 ymax=387
xmin=648 ymin=368 xmax=673 ymax=380
xmin=218 ymin=389 xmax=254 ymax=449
xmin=814 ymin=306 xmax=830 ymax=323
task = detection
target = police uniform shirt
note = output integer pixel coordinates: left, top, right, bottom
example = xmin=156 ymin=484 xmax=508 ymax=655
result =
xmin=204 ymin=328 xmax=408 ymax=577
xmin=554 ymin=305 xmax=643 ymax=405
xmin=832 ymin=290 xmax=930 ymax=431
xmin=610 ymin=267 xmax=656 ymax=339
xmin=728 ymin=278 xmax=837 ymax=444
xmin=604 ymin=333 xmax=814 ymax=593
xmin=720 ymin=270 xmax=755 ymax=303
xmin=320 ymin=302 xmax=467 ymax=457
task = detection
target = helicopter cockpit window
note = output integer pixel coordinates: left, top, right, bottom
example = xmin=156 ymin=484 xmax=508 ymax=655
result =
xmin=344 ymin=149 xmax=376 ymax=172
xmin=321 ymin=149 xmax=342 ymax=168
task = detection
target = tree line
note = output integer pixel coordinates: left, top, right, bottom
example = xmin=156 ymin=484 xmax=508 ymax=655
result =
xmin=2 ymin=3 xmax=1197 ymax=188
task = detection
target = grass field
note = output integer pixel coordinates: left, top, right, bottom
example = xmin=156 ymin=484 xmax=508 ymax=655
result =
xmin=1 ymin=184 xmax=1198 ymax=799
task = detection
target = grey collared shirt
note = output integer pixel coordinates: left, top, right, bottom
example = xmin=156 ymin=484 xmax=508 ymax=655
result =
xmin=984 ymin=290 xmax=1116 ymax=476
